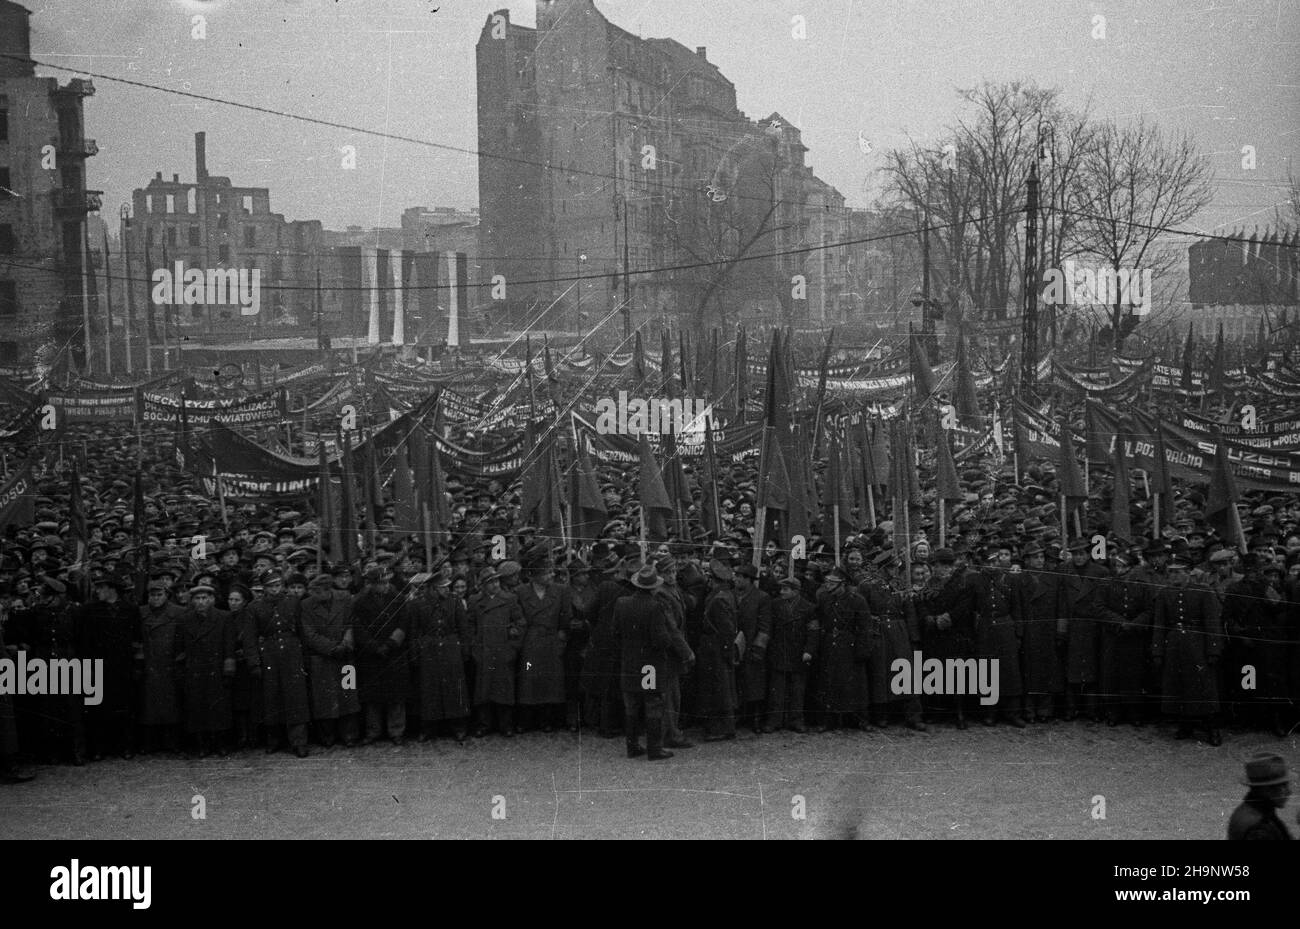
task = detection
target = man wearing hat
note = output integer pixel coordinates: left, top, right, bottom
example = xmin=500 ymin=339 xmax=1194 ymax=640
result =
xmin=764 ymin=577 xmax=819 ymax=733
xmin=299 ymin=573 xmax=360 ymax=748
xmin=1058 ymin=538 xmax=1109 ymax=722
xmin=248 ymin=572 xmax=312 ymax=758
xmin=9 ymin=577 xmax=85 ymax=765
xmin=697 ymin=559 xmax=739 ymax=741
xmin=1227 ymin=752 xmax=1294 ymax=839
xmin=650 ymin=554 xmax=695 ymax=749
xmin=814 ymin=566 xmax=870 ymax=732
xmin=74 ymin=576 xmax=140 ymax=761
xmin=917 ymin=549 xmax=975 ymax=729
xmin=175 ymin=584 xmax=238 ymax=758
xmin=468 ymin=567 xmax=524 ymax=738
xmin=1221 ymin=553 xmax=1291 ymax=737
xmin=611 ymin=563 xmax=692 ymax=761
xmin=1152 ymin=554 xmax=1225 ymax=745
xmin=1016 ymin=542 xmax=1064 ymax=723
xmin=135 ymin=577 xmax=185 ymax=754
xmin=584 ymin=555 xmax=636 ymax=739
xmin=733 ymin=563 xmax=773 ymax=735
xmin=405 ymin=573 xmax=470 ymax=743
xmin=515 ymin=557 xmax=571 ymax=733
xmin=1097 ymin=550 xmax=1151 ymax=727
xmin=352 ymin=565 xmax=412 ymax=746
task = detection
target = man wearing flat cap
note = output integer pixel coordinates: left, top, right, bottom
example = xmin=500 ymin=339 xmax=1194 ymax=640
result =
xmin=733 ymin=563 xmax=772 ymax=735
xmin=1227 ymin=752 xmax=1294 ymax=839
xmin=248 ymin=572 xmax=312 ymax=757
xmin=1058 ymin=537 xmax=1109 ymax=722
xmin=814 ymin=567 xmax=869 ymax=732
xmin=469 ymin=567 xmax=524 ymax=738
xmin=917 ymin=549 xmax=976 ymax=729
xmin=697 ymin=559 xmax=739 ymax=740
xmin=351 ymin=564 xmax=411 ymax=745
xmin=1152 ymin=554 xmax=1225 ymax=746
xmin=1097 ymin=550 xmax=1151 ymax=727
xmin=174 ymin=584 xmax=237 ymax=758
xmin=584 ymin=555 xmax=637 ymax=738
xmin=1221 ymin=552 xmax=1290 ymax=737
xmin=764 ymin=577 xmax=819 ymax=733
xmin=515 ymin=558 xmax=571 ymax=733
xmin=74 ymin=576 xmax=141 ymax=761
xmin=299 ymin=573 xmax=360 ymax=748
xmin=405 ymin=573 xmax=470 ymax=743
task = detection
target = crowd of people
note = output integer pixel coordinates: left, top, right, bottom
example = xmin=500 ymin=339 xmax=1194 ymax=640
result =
xmin=2 ymin=342 xmax=1300 ymax=784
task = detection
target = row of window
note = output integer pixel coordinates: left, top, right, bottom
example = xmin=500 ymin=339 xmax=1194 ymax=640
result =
xmin=145 ymin=191 xmax=256 ymax=215
xmin=154 ymin=223 xmax=259 ymax=247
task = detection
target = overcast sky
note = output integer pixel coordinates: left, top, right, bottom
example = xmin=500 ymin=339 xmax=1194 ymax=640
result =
xmin=23 ymin=0 xmax=1300 ymax=235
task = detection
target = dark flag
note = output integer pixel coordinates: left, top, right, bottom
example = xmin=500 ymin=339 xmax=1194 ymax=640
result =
xmin=1205 ymin=432 xmax=1245 ymax=552
xmin=633 ymin=330 xmax=647 ymax=384
xmin=392 ymin=435 xmax=419 ymax=540
xmin=0 ymin=460 xmax=36 ymax=536
xmin=954 ymin=325 xmax=982 ymax=420
xmin=1210 ymin=322 xmax=1225 ymax=394
xmin=1151 ymin=416 xmax=1174 ymax=535
xmin=661 ymin=327 xmax=676 ymax=398
xmin=319 ymin=442 xmax=343 ymax=564
xmin=935 ymin=428 xmax=962 ymax=503
xmin=338 ymin=428 xmax=359 ymax=564
xmin=700 ymin=420 xmax=724 ymax=540
xmin=1057 ymin=418 xmax=1087 ymax=516
xmin=520 ymin=422 xmax=563 ymax=538
xmin=1111 ymin=437 xmax=1132 ymax=542
xmin=637 ymin=432 xmax=674 ymax=542
xmin=567 ymin=442 xmax=607 ymax=548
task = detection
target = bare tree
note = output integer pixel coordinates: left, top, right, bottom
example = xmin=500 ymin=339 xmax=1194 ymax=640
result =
xmin=1071 ymin=118 xmax=1215 ymax=349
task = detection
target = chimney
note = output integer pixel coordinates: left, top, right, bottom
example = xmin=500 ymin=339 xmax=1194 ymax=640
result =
xmin=696 ymin=46 xmax=707 ymax=59
xmin=195 ymin=132 xmax=208 ymax=181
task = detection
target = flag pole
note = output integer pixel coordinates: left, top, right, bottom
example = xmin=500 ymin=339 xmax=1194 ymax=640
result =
xmin=938 ymin=498 xmax=946 ymax=548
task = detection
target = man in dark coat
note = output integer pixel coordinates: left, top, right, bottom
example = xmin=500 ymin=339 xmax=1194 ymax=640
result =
xmin=74 ymin=577 xmax=139 ymax=760
xmin=697 ymin=559 xmax=739 ymax=740
xmin=1017 ymin=543 xmax=1064 ymax=722
xmin=733 ymin=564 xmax=772 ymax=735
xmin=515 ymin=560 xmax=571 ymax=731
xmin=351 ymin=565 xmax=411 ymax=744
xmin=1152 ymin=555 xmax=1225 ymax=745
xmin=174 ymin=585 xmax=236 ymax=757
xmin=137 ymin=580 xmax=184 ymax=753
xmin=1221 ymin=555 xmax=1290 ymax=736
xmin=248 ymin=572 xmax=312 ymax=757
xmin=1058 ymin=538 xmax=1109 ymax=721
xmin=764 ymin=577 xmax=818 ymax=732
xmin=584 ymin=554 xmax=632 ymax=737
xmin=969 ymin=559 xmax=1027 ymax=727
xmin=468 ymin=567 xmax=524 ymax=737
xmin=298 ymin=573 xmax=360 ymax=747
xmin=651 ymin=555 xmax=695 ymax=748
xmin=0 ymin=619 xmax=35 ymax=783
xmin=405 ymin=573 xmax=469 ymax=741
xmin=612 ymin=563 xmax=692 ymax=761
xmin=815 ymin=567 xmax=869 ymax=731
xmin=1098 ymin=550 xmax=1151 ymax=727
xmin=1227 ymin=752 xmax=1294 ymax=840
xmin=917 ymin=549 xmax=976 ymax=728
xmin=863 ymin=558 xmax=925 ymax=732
xmin=12 ymin=579 xmax=85 ymax=764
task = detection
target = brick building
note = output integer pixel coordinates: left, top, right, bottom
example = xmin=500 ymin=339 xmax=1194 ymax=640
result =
xmin=1187 ymin=227 xmax=1299 ymax=339
xmin=0 ymin=0 xmax=100 ymax=370
xmin=129 ymin=132 xmax=324 ymax=339
xmin=476 ymin=0 xmax=852 ymax=340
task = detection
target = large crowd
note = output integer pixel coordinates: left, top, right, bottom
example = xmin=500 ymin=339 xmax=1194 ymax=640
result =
xmin=1 ymin=348 xmax=1300 ymax=781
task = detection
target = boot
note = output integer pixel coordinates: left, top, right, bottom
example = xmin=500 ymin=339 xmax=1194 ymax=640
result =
xmin=646 ymin=717 xmax=673 ymax=761
xmin=626 ymin=738 xmax=645 ymax=759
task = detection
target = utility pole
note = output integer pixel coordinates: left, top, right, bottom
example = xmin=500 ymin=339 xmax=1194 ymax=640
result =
xmin=120 ymin=205 xmax=133 ymax=374
xmin=1020 ymin=161 xmax=1040 ymax=395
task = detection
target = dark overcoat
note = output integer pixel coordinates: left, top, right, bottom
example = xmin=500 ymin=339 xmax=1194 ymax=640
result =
xmin=970 ymin=569 xmax=1024 ymax=699
xmin=859 ymin=580 xmax=920 ymax=705
xmin=1097 ymin=573 xmax=1151 ymax=701
xmin=1152 ymin=583 xmax=1224 ymax=717
xmin=174 ymin=606 xmax=236 ymax=733
xmin=74 ymin=598 xmax=139 ymax=723
xmin=612 ymin=588 xmax=689 ymax=693
xmin=1017 ymin=571 xmax=1065 ymax=695
xmin=815 ymin=586 xmax=869 ymax=714
xmin=735 ymin=585 xmax=773 ymax=703
xmin=696 ymin=585 xmax=737 ymax=729
xmin=351 ymin=586 xmax=412 ymax=704
xmin=1057 ymin=560 xmax=1109 ymax=684
xmin=138 ymin=601 xmax=184 ymax=726
xmin=515 ymin=581 xmax=570 ymax=706
xmin=406 ymin=591 xmax=470 ymax=721
xmin=249 ymin=593 xmax=311 ymax=727
xmin=298 ymin=591 xmax=360 ymax=720
xmin=469 ymin=589 xmax=523 ymax=706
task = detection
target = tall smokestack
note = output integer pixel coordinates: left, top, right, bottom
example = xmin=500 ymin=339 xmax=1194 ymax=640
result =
xmin=195 ymin=132 xmax=208 ymax=181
